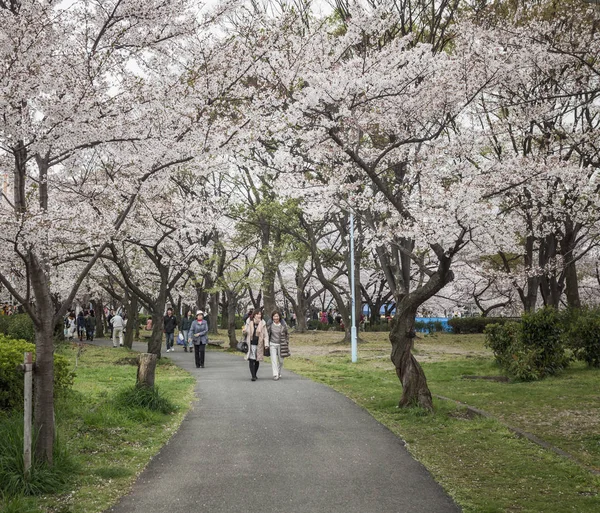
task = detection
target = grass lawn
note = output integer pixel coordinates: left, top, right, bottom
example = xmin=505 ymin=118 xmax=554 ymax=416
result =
xmin=1 ymin=343 xmax=195 ymax=513
xmin=278 ymin=330 xmax=600 ymax=513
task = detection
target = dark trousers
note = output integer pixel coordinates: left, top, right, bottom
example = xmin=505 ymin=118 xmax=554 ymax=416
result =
xmin=248 ymin=359 xmax=260 ymax=378
xmin=194 ymin=344 xmax=206 ymax=367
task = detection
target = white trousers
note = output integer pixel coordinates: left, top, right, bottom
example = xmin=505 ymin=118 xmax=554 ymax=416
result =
xmin=270 ymin=343 xmax=283 ymax=377
xmin=113 ymin=327 xmax=124 ymax=347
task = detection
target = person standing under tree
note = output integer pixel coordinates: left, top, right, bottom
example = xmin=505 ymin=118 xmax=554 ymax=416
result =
xmin=188 ymin=311 xmax=208 ymax=368
xmin=243 ymin=310 xmax=269 ymax=381
xmin=163 ymin=308 xmax=178 ymax=353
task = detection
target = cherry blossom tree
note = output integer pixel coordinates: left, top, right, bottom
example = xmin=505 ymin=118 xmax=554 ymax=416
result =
xmin=226 ymin=2 xmax=493 ymax=409
xmin=0 ymin=0 xmax=243 ymax=463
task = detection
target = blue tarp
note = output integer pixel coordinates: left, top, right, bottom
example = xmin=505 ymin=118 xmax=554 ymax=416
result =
xmin=414 ymin=317 xmax=451 ymax=332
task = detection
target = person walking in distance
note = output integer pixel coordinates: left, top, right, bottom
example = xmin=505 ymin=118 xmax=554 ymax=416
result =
xmin=85 ymin=310 xmax=97 ymax=341
xmin=188 ymin=311 xmax=208 ymax=368
xmin=268 ymin=310 xmax=290 ymax=380
xmin=77 ymin=311 xmax=86 ymax=341
xmin=110 ymin=311 xmax=124 ymax=347
xmin=107 ymin=309 xmax=115 ymax=340
xmin=163 ymin=308 xmax=178 ymax=353
xmin=243 ymin=310 xmax=269 ymax=381
xmin=180 ymin=310 xmax=193 ymax=353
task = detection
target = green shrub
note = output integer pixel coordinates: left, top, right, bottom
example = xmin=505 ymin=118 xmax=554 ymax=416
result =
xmin=484 ymin=308 xmax=569 ymax=381
xmin=0 ymin=412 xmax=74 ymax=497
xmin=0 ymin=315 xmax=35 ymax=343
xmin=113 ymin=385 xmax=177 ymax=415
xmin=449 ymin=316 xmax=516 ymax=334
xmin=0 ymin=336 xmax=75 ymax=410
xmin=562 ymin=308 xmax=600 ymax=368
xmin=520 ymin=307 xmax=569 ymax=376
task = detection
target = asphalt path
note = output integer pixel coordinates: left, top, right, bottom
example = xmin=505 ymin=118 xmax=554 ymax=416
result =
xmin=95 ymin=339 xmax=460 ymax=513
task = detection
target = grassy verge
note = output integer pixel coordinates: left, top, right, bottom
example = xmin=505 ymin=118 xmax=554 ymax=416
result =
xmin=1 ymin=343 xmax=195 ymax=513
xmin=282 ymin=331 xmax=600 ymax=513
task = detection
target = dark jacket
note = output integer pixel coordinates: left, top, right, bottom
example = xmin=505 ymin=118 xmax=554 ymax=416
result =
xmin=85 ymin=315 xmax=96 ymax=330
xmin=180 ymin=315 xmax=193 ymax=331
xmin=77 ymin=313 xmax=86 ymax=329
xmin=163 ymin=314 xmax=178 ymax=334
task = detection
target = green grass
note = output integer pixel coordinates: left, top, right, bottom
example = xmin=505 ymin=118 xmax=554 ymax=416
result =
xmin=0 ymin=343 xmax=195 ymax=513
xmin=282 ymin=332 xmax=600 ymax=513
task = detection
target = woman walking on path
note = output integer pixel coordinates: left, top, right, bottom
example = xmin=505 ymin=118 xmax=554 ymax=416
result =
xmin=77 ymin=311 xmax=86 ymax=341
xmin=268 ymin=310 xmax=290 ymax=380
xmin=188 ymin=311 xmax=208 ymax=368
xmin=180 ymin=310 xmax=193 ymax=353
xmin=243 ymin=310 xmax=269 ymax=381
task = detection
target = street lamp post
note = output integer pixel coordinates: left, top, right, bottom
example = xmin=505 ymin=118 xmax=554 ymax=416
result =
xmin=350 ymin=211 xmax=357 ymax=363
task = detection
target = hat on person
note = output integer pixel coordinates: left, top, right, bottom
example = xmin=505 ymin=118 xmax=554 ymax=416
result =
xmin=196 ymin=310 xmax=204 ymax=316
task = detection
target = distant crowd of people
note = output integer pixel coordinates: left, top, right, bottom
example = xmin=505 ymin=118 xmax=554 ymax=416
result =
xmin=1 ymin=303 xmax=19 ymax=316
xmin=64 ymin=310 xmax=97 ymax=341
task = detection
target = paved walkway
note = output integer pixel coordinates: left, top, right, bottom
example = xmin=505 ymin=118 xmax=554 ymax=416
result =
xmin=96 ymin=340 xmax=460 ymax=513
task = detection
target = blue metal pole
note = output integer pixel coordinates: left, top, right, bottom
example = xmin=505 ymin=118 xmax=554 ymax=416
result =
xmin=350 ymin=211 xmax=357 ymax=363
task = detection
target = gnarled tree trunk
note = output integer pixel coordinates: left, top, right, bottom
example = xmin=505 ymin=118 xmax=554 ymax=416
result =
xmin=390 ymin=301 xmax=432 ymax=410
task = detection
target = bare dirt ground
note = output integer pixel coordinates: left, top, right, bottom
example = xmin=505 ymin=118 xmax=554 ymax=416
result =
xmin=286 ymin=330 xmax=492 ymax=363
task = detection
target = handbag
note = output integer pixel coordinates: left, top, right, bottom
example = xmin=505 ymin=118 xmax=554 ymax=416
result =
xmin=264 ymin=346 xmax=270 ymax=357
xmin=176 ymin=332 xmax=185 ymax=345
xmin=236 ymin=339 xmax=248 ymax=353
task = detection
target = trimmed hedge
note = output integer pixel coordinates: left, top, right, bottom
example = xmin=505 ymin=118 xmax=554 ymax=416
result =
xmin=0 ymin=314 xmax=35 ymax=343
xmin=448 ymin=316 xmax=516 ymax=334
xmin=485 ymin=308 xmax=570 ymax=381
xmin=0 ymin=336 xmax=75 ymax=410
xmin=562 ymin=307 xmax=600 ymax=368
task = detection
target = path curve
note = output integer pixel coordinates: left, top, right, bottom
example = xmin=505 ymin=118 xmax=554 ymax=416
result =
xmin=98 ymin=341 xmax=460 ymax=513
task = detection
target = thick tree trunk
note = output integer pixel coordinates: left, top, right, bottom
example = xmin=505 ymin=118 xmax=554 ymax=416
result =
xmin=93 ymin=299 xmax=104 ymax=338
xmin=124 ymin=294 xmax=137 ymax=349
xmin=561 ymin=222 xmax=581 ymax=309
xmin=262 ymin=265 xmax=277 ymax=317
xmin=149 ymin=311 xmax=164 ymax=356
xmin=195 ymin=281 xmax=208 ymax=312
xmin=34 ymin=319 xmax=55 ymax=464
xmin=295 ymin=306 xmax=308 ymax=333
xmin=137 ymin=353 xmax=157 ymax=388
xmin=220 ymin=299 xmax=229 ymax=329
xmin=390 ymin=301 xmax=433 ymax=410
xmin=30 ymin=255 xmax=56 ymax=464
xmin=563 ymin=261 xmax=580 ymax=309
xmin=209 ymin=292 xmax=219 ymax=335
xmin=227 ymin=293 xmax=238 ymax=349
